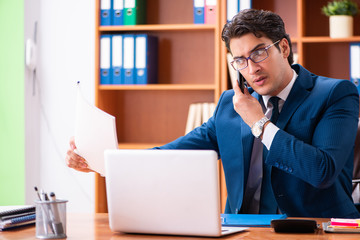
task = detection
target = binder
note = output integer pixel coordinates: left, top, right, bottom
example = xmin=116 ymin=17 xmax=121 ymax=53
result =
xmin=350 ymin=43 xmax=360 ymax=93
xmin=221 ymin=213 xmax=287 ymax=227
xmin=0 ymin=206 xmax=35 ymax=219
xmin=135 ymin=34 xmax=158 ymax=84
xmin=194 ymin=0 xmax=205 ymax=24
xmin=193 ymin=103 xmax=202 ymax=129
xmin=0 ymin=205 xmax=36 ymax=230
xmin=112 ymin=0 xmax=124 ymax=25
xmin=239 ymin=0 xmax=252 ymax=11
xmin=227 ymin=0 xmax=239 ymax=22
xmin=185 ymin=104 xmax=197 ymax=134
xmin=100 ymin=0 xmax=112 ymax=26
xmin=202 ymin=102 xmax=210 ymax=123
xmin=123 ymin=34 xmax=135 ymax=84
xmin=112 ymin=35 xmax=123 ymax=84
xmin=100 ymin=35 xmax=112 ymax=84
xmin=124 ymin=0 xmax=146 ymax=25
xmin=204 ymin=0 xmax=216 ymax=24
xmin=0 ymin=214 xmax=36 ymax=230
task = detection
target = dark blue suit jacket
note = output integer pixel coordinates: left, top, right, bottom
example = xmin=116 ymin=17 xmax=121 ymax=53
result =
xmin=156 ymin=64 xmax=360 ymax=218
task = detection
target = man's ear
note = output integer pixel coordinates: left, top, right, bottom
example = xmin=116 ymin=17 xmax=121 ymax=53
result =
xmin=280 ymin=39 xmax=290 ymax=59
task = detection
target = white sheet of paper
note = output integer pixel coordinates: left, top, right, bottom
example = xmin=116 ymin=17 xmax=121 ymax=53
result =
xmin=75 ymin=88 xmax=118 ymax=176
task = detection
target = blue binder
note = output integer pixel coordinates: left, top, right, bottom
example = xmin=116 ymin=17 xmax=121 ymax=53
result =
xmin=100 ymin=35 xmax=112 ymax=84
xmin=194 ymin=0 xmax=205 ymax=24
xmin=221 ymin=214 xmax=287 ymax=227
xmin=112 ymin=35 xmax=123 ymax=84
xmin=100 ymin=0 xmax=112 ymax=26
xmin=135 ymin=34 xmax=158 ymax=84
xmin=123 ymin=34 xmax=135 ymax=84
xmin=350 ymin=42 xmax=360 ymax=94
xmin=112 ymin=0 xmax=124 ymax=25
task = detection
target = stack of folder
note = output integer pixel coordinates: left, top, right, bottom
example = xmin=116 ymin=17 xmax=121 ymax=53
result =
xmin=0 ymin=205 xmax=36 ymax=231
xmin=100 ymin=34 xmax=158 ymax=85
xmin=185 ymin=102 xmax=216 ymax=134
xmin=226 ymin=0 xmax=252 ymax=22
xmin=100 ymin=0 xmax=146 ymax=26
xmin=193 ymin=0 xmax=217 ymax=24
xmin=323 ymin=218 xmax=360 ymax=233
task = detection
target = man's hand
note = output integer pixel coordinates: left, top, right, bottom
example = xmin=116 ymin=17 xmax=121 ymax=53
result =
xmin=232 ymin=80 xmax=265 ymax=127
xmin=65 ymin=137 xmax=94 ymax=173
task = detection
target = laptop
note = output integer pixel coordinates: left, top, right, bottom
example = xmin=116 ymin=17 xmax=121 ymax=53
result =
xmin=104 ymin=149 xmax=248 ymax=237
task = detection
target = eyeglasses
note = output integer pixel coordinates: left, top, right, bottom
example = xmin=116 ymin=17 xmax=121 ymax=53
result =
xmin=230 ymin=40 xmax=280 ymax=71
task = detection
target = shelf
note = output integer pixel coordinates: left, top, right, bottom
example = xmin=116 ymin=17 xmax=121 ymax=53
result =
xmin=98 ymin=84 xmax=217 ymax=91
xmin=301 ymin=36 xmax=360 ymax=43
xmin=94 ymin=0 xmax=223 ymax=214
xmin=118 ymin=143 xmax=165 ymax=149
xmin=99 ymin=24 xmax=216 ymax=32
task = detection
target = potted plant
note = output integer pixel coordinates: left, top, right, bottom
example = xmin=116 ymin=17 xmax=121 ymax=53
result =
xmin=321 ymin=0 xmax=359 ymax=38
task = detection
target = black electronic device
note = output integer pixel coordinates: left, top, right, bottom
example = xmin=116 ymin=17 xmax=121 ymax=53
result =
xmin=237 ymin=71 xmax=247 ymax=93
xmin=271 ymin=219 xmax=318 ymax=233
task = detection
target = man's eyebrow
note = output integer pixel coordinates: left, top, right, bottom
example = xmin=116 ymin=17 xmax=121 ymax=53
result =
xmin=233 ymin=43 xmax=266 ymax=59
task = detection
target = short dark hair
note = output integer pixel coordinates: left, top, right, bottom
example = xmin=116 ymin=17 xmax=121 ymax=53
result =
xmin=221 ymin=9 xmax=294 ymax=65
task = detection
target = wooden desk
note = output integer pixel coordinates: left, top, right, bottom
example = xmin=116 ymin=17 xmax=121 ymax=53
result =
xmin=1 ymin=214 xmax=359 ymax=240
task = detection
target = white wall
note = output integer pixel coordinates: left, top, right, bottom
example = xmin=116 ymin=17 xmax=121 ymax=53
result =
xmin=25 ymin=0 xmax=96 ymax=213
xmin=25 ymin=0 xmax=41 ymax=207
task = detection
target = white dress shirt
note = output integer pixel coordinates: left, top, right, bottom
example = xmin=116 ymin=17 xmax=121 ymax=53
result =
xmin=262 ymin=69 xmax=298 ymax=150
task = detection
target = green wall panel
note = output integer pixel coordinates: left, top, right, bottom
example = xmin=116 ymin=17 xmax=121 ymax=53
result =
xmin=0 ymin=0 xmax=25 ymax=205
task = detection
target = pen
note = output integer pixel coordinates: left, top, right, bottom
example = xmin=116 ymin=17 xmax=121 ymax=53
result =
xmin=34 ymin=187 xmax=48 ymax=235
xmin=49 ymin=192 xmax=64 ymax=235
xmin=34 ymin=186 xmax=41 ymax=200
xmin=41 ymin=189 xmax=55 ymax=234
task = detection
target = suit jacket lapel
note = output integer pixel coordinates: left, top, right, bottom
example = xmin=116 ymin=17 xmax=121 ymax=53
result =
xmin=277 ymin=65 xmax=313 ymax=129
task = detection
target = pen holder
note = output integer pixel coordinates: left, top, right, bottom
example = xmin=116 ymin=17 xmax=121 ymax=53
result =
xmin=35 ymin=199 xmax=68 ymax=239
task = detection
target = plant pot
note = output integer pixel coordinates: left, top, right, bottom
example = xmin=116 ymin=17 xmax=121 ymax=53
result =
xmin=329 ymin=15 xmax=354 ymax=38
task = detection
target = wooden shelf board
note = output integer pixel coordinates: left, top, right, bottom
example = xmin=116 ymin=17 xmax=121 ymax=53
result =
xmin=301 ymin=36 xmax=360 ymax=43
xmin=99 ymin=24 xmax=216 ymax=32
xmin=118 ymin=143 xmax=165 ymax=149
xmin=98 ymin=84 xmax=217 ymax=91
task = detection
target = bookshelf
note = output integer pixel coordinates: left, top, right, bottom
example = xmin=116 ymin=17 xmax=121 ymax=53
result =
xmin=94 ymin=0 xmax=223 ymax=213
xmin=95 ymin=0 xmax=360 ymax=213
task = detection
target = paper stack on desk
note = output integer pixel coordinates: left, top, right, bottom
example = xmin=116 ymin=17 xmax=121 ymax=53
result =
xmin=323 ymin=218 xmax=360 ymax=233
xmin=0 ymin=205 xmax=36 ymax=230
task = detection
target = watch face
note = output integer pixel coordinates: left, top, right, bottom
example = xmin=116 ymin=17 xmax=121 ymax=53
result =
xmin=252 ymin=126 xmax=262 ymax=138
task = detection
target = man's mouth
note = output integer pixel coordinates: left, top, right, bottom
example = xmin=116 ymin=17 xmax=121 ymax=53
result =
xmin=253 ymin=76 xmax=266 ymax=86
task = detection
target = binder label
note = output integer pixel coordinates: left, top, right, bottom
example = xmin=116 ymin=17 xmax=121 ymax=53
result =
xmin=123 ymin=37 xmax=134 ymax=69
xmin=114 ymin=0 xmax=124 ymax=9
xmin=100 ymin=37 xmax=111 ymax=69
xmin=136 ymin=36 xmax=146 ymax=68
xmin=194 ymin=0 xmax=205 ymax=7
xmin=124 ymin=0 xmax=135 ymax=8
xmin=101 ymin=0 xmax=111 ymax=9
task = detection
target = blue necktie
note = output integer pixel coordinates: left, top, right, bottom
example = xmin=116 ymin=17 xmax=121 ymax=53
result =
xmin=259 ymin=96 xmax=279 ymax=213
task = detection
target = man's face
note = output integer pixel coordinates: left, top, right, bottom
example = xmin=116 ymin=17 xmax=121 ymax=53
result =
xmin=229 ymin=33 xmax=291 ymax=96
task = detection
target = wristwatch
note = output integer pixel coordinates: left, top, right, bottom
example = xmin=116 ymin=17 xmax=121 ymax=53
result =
xmin=251 ymin=116 xmax=270 ymax=138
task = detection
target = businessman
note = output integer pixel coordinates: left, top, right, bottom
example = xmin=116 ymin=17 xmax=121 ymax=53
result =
xmin=66 ymin=9 xmax=360 ymax=218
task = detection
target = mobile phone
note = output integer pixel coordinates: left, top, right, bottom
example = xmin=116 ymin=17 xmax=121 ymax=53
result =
xmin=237 ymin=71 xmax=247 ymax=93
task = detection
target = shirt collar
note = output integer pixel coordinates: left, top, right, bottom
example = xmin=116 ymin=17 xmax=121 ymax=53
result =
xmin=262 ymin=69 xmax=298 ymax=108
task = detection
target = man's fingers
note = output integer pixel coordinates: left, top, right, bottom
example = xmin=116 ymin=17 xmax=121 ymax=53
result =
xmin=66 ymin=149 xmax=90 ymax=170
